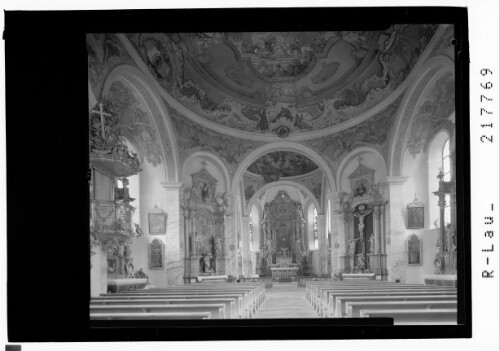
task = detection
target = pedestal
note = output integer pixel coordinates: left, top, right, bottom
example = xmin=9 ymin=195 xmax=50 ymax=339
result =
xmin=367 ymin=253 xmax=387 ymax=277
xmin=341 ymin=273 xmax=375 ymax=280
xmin=270 ymin=267 xmax=299 ymax=279
xmin=107 ymin=278 xmax=148 ymax=293
xmin=216 ymin=257 xmax=228 ymax=275
xmin=423 ymin=274 xmax=457 ymax=287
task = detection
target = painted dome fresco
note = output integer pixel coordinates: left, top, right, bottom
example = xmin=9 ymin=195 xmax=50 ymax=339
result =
xmin=247 ymin=151 xmax=319 ymax=178
xmin=126 ymin=25 xmax=438 ymax=137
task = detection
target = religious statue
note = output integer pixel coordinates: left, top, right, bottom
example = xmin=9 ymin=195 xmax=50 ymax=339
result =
xmin=135 ymin=268 xmax=148 ymax=279
xmin=356 ymin=255 xmax=366 ymax=272
xmin=201 ymin=183 xmax=209 ymax=202
xmin=134 ymin=223 xmax=144 ymax=238
xmin=199 ymin=255 xmax=206 ymax=273
xmin=194 ymin=232 xmax=201 ymax=256
xmin=348 ymin=238 xmax=358 ymax=256
xmin=125 ymin=259 xmax=134 ymax=277
xmin=354 ymin=180 xmax=367 ymax=197
xmin=295 ymin=238 xmax=304 ymax=255
xmin=369 ymin=233 xmax=375 ymax=254
xmin=347 ymin=238 xmax=359 ymax=273
xmin=266 ymin=238 xmax=273 ymax=252
xmin=215 ymin=236 xmax=222 ymax=256
xmin=446 ymin=224 xmax=456 ymax=252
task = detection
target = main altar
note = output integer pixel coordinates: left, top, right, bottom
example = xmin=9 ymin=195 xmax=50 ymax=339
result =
xmin=260 ymin=191 xmax=308 ymax=280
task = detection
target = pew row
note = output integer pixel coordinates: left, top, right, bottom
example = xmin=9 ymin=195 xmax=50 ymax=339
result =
xmin=91 ymin=298 xmax=238 ymax=319
xmin=90 ymin=303 xmax=227 ymax=319
xmin=334 ymin=294 xmax=457 ymax=318
xmin=91 ymin=311 xmax=212 ymax=320
xmin=359 ymin=308 xmax=458 ymax=325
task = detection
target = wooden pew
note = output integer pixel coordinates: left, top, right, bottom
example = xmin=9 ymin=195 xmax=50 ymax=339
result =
xmin=139 ymin=283 xmax=266 ymax=312
xmin=91 ymin=311 xmax=212 ymax=320
xmin=325 ymin=289 xmax=456 ymax=317
xmin=90 ymin=303 xmax=227 ymax=319
xmin=317 ymin=286 xmax=456 ymax=315
xmin=346 ymin=300 xmax=457 ymax=318
xmin=91 ymin=297 xmax=238 ymax=319
xmin=100 ymin=285 xmax=262 ymax=318
xmin=144 ymin=282 xmax=266 ymax=307
xmin=333 ymin=294 xmax=457 ymax=318
xmin=360 ymin=308 xmax=458 ymax=325
xmin=312 ymin=284 xmax=456 ymax=311
xmin=95 ymin=293 xmax=248 ymax=318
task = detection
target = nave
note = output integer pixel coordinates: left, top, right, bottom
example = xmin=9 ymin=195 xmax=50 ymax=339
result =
xmin=90 ymin=278 xmax=457 ymax=324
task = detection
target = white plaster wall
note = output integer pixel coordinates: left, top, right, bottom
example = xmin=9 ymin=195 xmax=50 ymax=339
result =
xmin=129 ymin=160 xmax=182 ymax=288
xmin=387 ymin=149 xmax=439 ymax=283
xmin=250 ymin=205 xmax=261 ymax=252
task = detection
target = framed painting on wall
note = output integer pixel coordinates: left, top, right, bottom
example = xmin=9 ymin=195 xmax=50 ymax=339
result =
xmin=406 ymin=195 xmax=424 ymax=229
xmin=148 ymin=205 xmax=167 ymax=234
xmin=407 ymin=234 xmax=422 ymax=265
xmin=149 ymin=238 xmax=165 ymax=270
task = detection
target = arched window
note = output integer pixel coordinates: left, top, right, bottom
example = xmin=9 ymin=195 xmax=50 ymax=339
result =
xmin=313 ymin=207 xmax=318 ymax=249
xmin=442 ymin=139 xmax=452 ymax=226
xmin=249 ymin=214 xmax=253 ymax=251
xmin=428 ymin=131 xmax=451 ymax=227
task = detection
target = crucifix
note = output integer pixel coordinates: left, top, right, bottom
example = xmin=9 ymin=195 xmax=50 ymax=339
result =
xmin=352 ymin=210 xmax=371 ymax=241
xmin=91 ymin=102 xmax=113 ymax=139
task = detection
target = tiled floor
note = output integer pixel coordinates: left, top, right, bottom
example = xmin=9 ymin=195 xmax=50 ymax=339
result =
xmin=253 ymin=282 xmax=318 ymax=319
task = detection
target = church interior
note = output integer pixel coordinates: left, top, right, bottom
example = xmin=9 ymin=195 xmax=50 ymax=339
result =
xmin=88 ymin=25 xmax=459 ymax=323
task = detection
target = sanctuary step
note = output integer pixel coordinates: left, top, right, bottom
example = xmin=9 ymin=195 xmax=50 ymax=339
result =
xmin=253 ymin=283 xmax=318 ymax=319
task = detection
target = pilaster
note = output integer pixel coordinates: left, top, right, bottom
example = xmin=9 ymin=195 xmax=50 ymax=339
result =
xmin=386 ymin=176 xmax=409 ymax=281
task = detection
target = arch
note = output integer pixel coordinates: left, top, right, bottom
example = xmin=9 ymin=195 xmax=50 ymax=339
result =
xmin=388 ymin=55 xmax=455 ymax=177
xmin=101 ymin=64 xmax=180 ymax=183
xmin=336 ymin=146 xmax=387 ymax=191
xmin=246 ymin=180 xmax=321 ymax=216
xmin=231 ymin=142 xmax=336 ymax=196
xmin=181 ymin=151 xmax=231 ymax=194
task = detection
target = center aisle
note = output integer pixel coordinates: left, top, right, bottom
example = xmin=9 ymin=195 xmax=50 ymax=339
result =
xmin=253 ymin=282 xmax=318 ymax=319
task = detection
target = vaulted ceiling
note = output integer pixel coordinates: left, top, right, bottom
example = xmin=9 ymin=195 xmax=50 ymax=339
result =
xmin=126 ymin=25 xmax=438 ymax=138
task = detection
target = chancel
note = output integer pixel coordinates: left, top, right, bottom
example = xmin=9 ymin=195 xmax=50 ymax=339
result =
xmin=88 ymin=25 xmax=459 ymax=323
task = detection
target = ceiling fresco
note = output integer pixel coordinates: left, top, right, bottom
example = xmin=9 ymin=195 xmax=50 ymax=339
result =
xmin=243 ymin=168 xmax=323 ymax=207
xmin=247 ymin=151 xmax=319 ymax=177
xmin=126 ymin=25 xmax=439 ymax=136
xmin=87 ymin=33 xmax=134 ymax=97
xmin=406 ymin=71 xmax=455 ymax=157
xmin=305 ymin=95 xmax=403 ymax=168
xmin=168 ymin=102 xmax=262 ymax=173
xmin=106 ymin=81 xmax=163 ymax=166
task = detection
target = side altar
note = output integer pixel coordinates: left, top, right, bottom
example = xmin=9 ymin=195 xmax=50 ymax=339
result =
xmin=181 ymin=162 xmax=232 ymax=283
xmin=336 ymin=157 xmax=388 ymax=279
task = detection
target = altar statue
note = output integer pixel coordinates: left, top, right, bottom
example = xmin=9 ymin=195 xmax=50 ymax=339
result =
xmin=369 ymin=233 xmax=375 ymax=254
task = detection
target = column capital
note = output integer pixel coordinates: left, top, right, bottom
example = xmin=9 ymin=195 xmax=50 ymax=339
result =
xmin=161 ymin=182 xmax=183 ymax=190
xmin=386 ymin=176 xmax=409 ymax=186
xmin=326 ymin=192 xmax=341 ymax=200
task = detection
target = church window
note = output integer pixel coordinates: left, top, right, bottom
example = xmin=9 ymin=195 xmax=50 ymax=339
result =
xmin=442 ymin=139 xmax=452 ymax=226
xmin=249 ymin=214 xmax=253 ymax=251
xmin=313 ymin=207 xmax=318 ymax=249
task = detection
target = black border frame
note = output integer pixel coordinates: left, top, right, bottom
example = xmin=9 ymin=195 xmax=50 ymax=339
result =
xmin=5 ymin=7 xmax=470 ymax=342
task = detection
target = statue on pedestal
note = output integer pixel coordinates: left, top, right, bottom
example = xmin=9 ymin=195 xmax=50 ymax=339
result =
xmin=347 ymin=238 xmax=359 ymax=273
xmin=369 ymin=233 xmax=375 ymax=254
